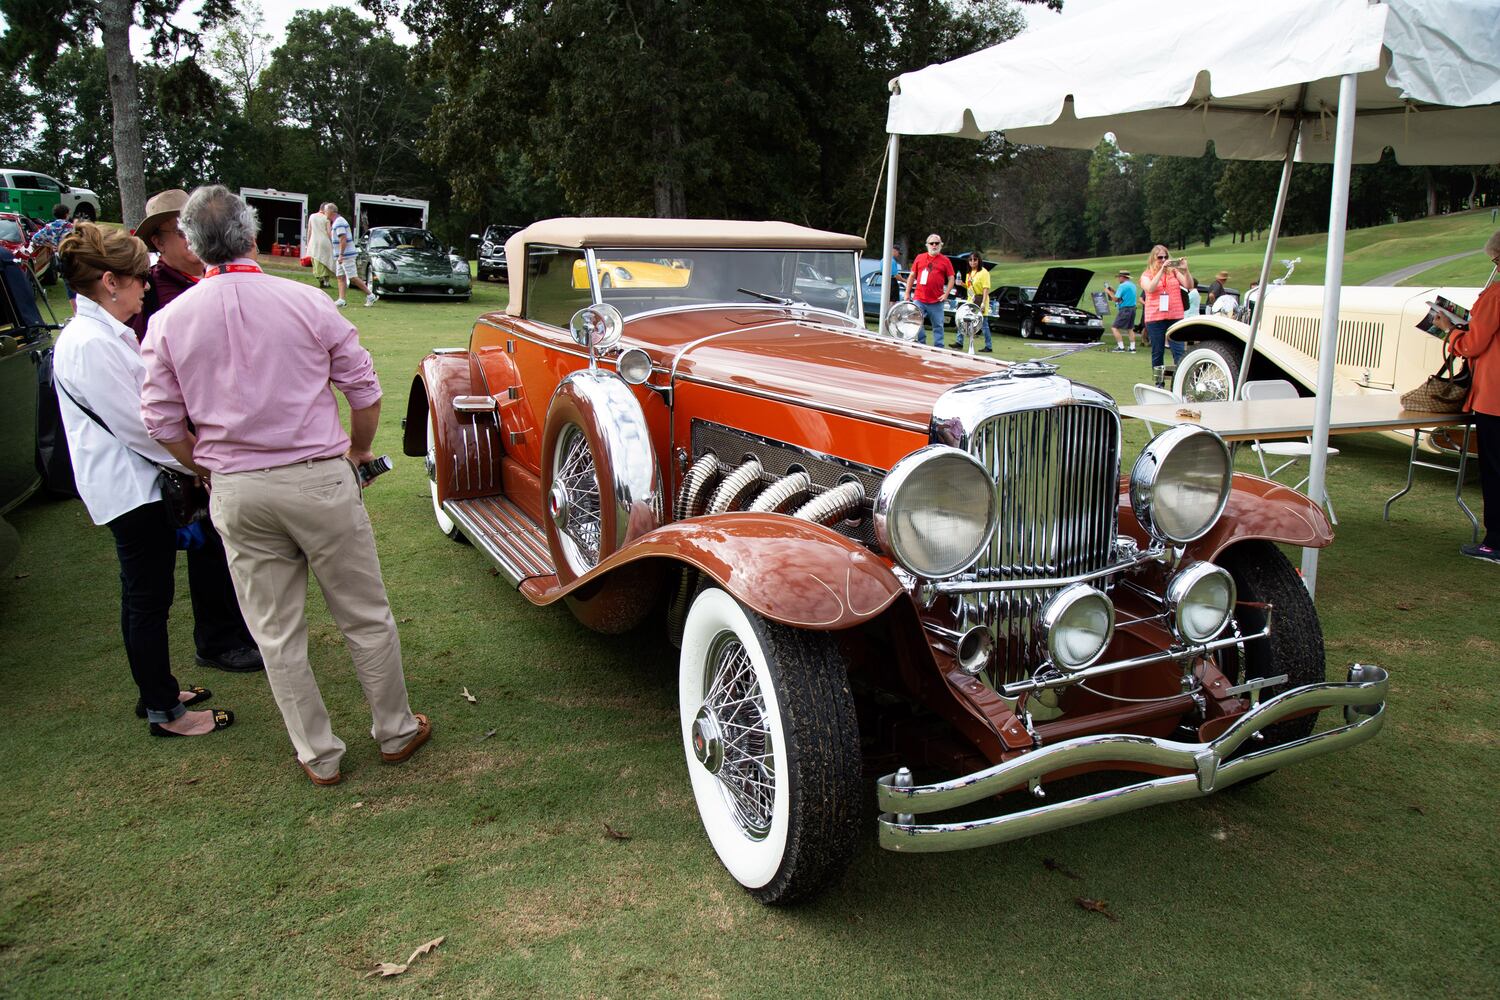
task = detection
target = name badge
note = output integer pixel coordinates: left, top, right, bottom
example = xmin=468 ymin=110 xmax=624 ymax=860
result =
xmin=1158 ymin=292 xmax=1171 ymax=312
xmin=919 ymin=268 xmax=930 ymax=285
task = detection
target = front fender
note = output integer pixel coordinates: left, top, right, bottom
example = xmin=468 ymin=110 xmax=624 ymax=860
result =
xmin=527 ymin=513 xmax=907 ymax=631
xmin=1119 ymin=472 xmax=1333 ymax=561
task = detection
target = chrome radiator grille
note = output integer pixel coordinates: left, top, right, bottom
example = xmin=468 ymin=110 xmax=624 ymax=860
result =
xmin=956 ymin=403 xmax=1121 ymax=686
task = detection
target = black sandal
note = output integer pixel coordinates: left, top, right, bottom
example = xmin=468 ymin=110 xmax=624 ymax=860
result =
xmin=149 ymin=708 xmax=234 ymax=737
xmin=135 ymin=686 xmax=213 ymax=719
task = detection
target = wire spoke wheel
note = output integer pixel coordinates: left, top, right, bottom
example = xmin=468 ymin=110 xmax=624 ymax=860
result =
xmin=1175 ymin=342 xmax=1241 ymax=402
xmin=701 ymin=632 xmax=776 ymax=839
xmin=679 ymin=586 xmax=861 ymax=904
xmin=551 ymin=423 xmax=603 ymax=574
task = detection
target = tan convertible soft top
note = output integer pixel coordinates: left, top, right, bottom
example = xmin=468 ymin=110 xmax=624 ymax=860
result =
xmin=504 ymin=217 xmax=865 ymax=315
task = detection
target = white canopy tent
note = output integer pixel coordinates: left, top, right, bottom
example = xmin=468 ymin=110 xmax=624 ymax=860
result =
xmin=878 ymin=0 xmax=1500 ymax=594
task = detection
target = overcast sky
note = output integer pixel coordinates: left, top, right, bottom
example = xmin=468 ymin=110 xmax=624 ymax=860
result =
xmin=130 ymin=0 xmax=1109 ymax=60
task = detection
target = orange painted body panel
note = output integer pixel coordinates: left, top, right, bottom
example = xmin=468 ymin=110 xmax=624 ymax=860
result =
xmin=523 ymin=513 xmax=906 ymax=631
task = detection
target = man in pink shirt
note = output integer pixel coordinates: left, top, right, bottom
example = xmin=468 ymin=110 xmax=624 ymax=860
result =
xmin=140 ymin=185 xmax=430 ymax=786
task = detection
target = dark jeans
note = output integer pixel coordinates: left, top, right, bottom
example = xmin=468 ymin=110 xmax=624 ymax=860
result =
xmin=106 ymin=500 xmax=254 ymax=722
xmin=1476 ymin=411 xmax=1499 ymax=548
xmin=1146 ymin=319 xmax=1185 ymax=370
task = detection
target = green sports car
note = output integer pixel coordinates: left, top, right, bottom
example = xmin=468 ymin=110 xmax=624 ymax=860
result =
xmin=358 ymin=226 xmax=472 ymax=301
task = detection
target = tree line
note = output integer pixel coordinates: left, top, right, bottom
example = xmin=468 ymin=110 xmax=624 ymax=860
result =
xmin=1 ymin=0 xmax=1492 ymax=258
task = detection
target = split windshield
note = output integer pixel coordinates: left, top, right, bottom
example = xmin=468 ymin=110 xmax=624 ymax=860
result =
xmin=587 ymin=248 xmax=860 ymax=319
xmin=369 ymin=228 xmax=442 ymax=252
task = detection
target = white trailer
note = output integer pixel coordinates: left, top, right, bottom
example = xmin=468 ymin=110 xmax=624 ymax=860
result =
xmin=353 ymin=192 xmax=429 ymax=235
xmin=239 ymin=187 xmax=309 ymax=258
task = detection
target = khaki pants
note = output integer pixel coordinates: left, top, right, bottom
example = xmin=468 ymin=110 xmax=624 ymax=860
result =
xmin=210 ymin=457 xmax=418 ymax=778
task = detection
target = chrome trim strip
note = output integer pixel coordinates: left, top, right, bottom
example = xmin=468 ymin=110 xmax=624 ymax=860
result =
xmin=998 ymin=620 xmax=1273 ymax=696
xmin=931 ymin=547 xmax=1164 ymax=594
xmin=874 ymin=664 xmax=1388 ymax=853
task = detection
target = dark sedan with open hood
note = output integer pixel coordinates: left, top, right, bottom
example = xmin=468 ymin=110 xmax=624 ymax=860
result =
xmin=358 ymin=226 xmax=472 ymax=301
xmin=993 ymin=266 xmax=1104 ymax=342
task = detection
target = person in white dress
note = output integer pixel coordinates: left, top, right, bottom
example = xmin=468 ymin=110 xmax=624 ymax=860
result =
xmin=305 ymin=203 xmax=335 ymax=288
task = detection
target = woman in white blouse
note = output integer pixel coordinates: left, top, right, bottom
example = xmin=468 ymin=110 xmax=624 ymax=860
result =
xmin=53 ymin=224 xmax=259 ymax=737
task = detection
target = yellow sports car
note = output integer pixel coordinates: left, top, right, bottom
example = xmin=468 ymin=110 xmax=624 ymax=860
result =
xmin=571 ymin=257 xmax=693 ymax=290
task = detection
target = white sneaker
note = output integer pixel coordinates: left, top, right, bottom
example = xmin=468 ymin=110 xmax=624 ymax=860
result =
xmin=364 ymin=293 xmax=377 ymax=308
xmin=334 ymin=298 xmax=347 ymax=308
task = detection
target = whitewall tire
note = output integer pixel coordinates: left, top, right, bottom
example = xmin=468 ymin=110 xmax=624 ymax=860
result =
xmin=679 ymin=586 xmax=860 ymax=904
xmin=1174 ymin=341 xmax=1242 ymax=403
xmin=427 ymin=410 xmax=465 ymax=543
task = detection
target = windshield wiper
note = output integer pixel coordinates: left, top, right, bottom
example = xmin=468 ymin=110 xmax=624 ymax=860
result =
xmin=736 ymin=287 xmax=795 ymax=306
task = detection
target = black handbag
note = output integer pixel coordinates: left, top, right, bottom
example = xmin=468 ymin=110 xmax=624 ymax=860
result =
xmin=154 ymin=468 xmax=210 ymax=527
xmin=54 ymin=376 xmax=209 ymax=527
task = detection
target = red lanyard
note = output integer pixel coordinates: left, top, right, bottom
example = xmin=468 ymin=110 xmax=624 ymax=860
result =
xmin=203 ymin=263 xmax=263 ymax=277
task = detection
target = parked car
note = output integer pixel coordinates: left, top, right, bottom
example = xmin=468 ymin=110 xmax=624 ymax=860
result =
xmin=1169 ymin=282 xmax=1481 ymax=403
xmin=404 ymin=217 xmax=1388 ymax=904
xmin=0 ymin=212 xmax=52 ymax=286
xmin=993 ymin=266 xmax=1105 ymax=341
xmin=0 ymin=169 xmax=99 ymax=222
xmin=357 ymin=226 xmax=471 ymax=301
xmin=859 ymin=258 xmax=902 ymax=319
xmin=575 ymin=256 xmax=695 ymax=290
xmin=474 ymin=223 xmax=522 ymax=282
xmin=0 ymin=252 xmax=58 ymax=572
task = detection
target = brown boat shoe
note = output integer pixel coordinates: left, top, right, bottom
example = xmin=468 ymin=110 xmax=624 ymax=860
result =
xmin=299 ymin=759 xmax=342 ymax=786
xmin=381 ymin=713 xmax=432 ymax=764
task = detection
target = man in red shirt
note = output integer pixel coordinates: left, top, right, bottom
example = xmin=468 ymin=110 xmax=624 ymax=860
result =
xmin=903 ymin=233 xmax=955 ymax=346
xmin=129 ymin=189 xmax=205 ymax=341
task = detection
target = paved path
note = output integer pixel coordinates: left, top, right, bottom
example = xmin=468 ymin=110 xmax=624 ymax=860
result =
xmin=1363 ymin=250 xmax=1479 ymax=287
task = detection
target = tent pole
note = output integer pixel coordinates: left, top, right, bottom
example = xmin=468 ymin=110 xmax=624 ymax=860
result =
xmin=1301 ymin=73 xmax=1359 ymax=596
xmin=1236 ymin=113 xmax=1303 ymax=397
xmin=878 ymin=133 xmax=901 ymax=336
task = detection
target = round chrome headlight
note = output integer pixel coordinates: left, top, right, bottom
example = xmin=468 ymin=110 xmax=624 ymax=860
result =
xmin=885 ymin=301 xmax=924 ymax=342
xmin=1165 ymin=562 xmax=1236 ymax=643
xmin=955 ymin=302 xmax=982 ymax=337
xmin=1129 ymin=425 xmax=1232 ymax=544
xmin=616 ymin=347 xmax=652 ymax=385
xmin=569 ymin=302 xmax=624 ymax=352
xmin=874 ymin=445 xmax=995 ymax=579
xmin=1040 ymin=584 xmax=1115 ymax=671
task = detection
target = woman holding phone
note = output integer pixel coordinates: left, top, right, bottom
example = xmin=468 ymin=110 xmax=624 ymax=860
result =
xmin=1139 ymin=244 xmax=1194 ymax=370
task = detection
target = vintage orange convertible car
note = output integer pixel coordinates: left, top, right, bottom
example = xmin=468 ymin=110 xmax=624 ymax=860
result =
xmin=404 ymin=218 xmax=1388 ymax=904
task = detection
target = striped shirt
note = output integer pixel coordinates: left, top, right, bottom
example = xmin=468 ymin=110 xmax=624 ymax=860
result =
xmin=330 ymin=215 xmax=356 ymax=259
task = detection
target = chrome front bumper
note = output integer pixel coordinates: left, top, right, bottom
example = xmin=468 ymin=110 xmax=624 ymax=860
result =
xmin=876 ymin=664 xmax=1387 ymax=853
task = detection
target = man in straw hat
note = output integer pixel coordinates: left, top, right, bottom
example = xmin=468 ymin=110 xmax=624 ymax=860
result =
xmin=1207 ymin=269 xmax=1231 ymax=306
xmin=1104 ymin=268 xmax=1138 ymax=353
xmin=130 ymin=188 xmax=206 ymax=342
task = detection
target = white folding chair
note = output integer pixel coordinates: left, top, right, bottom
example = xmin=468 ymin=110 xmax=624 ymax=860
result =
xmin=1132 ymin=382 xmax=1179 ymax=435
xmin=1242 ymin=379 xmax=1339 ymax=524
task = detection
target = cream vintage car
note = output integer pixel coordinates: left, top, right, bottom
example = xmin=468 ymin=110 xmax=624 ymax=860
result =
xmin=1169 ymin=283 xmax=1484 ymax=403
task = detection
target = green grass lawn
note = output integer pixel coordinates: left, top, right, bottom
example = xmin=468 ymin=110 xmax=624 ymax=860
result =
xmin=986 ymin=207 xmax=1499 ymax=305
xmin=2 ymin=263 xmax=1496 ymax=997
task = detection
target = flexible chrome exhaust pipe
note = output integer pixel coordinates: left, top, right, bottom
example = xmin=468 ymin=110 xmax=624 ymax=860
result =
xmin=746 ymin=471 xmax=812 ymax=513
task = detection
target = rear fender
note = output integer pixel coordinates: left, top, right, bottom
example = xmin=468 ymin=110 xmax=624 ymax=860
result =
xmin=530 ymin=513 xmax=907 ymax=631
xmin=406 ymin=352 xmax=503 ymax=503
xmin=1118 ymin=472 xmax=1333 ymax=561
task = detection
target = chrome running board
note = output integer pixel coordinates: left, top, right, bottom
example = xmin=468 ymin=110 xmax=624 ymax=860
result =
xmin=443 ymin=496 xmax=554 ymax=586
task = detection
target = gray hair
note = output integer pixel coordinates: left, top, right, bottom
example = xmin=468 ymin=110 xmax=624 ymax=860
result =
xmin=1485 ymin=229 xmax=1500 ymax=260
xmin=180 ymin=185 xmax=258 ymax=265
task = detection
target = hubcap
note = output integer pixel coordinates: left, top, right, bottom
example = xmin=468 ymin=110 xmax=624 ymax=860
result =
xmin=548 ymin=481 xmax=569 ymax=528
xmin=691 ymin=707 xmax=725 ymax=774
xmin=700 ymin=631 xmax=775 ymax=840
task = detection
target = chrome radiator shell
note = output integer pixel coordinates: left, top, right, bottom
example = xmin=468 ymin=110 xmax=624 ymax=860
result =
xmin=931 ymin=374 xmax=1122 ymax=686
